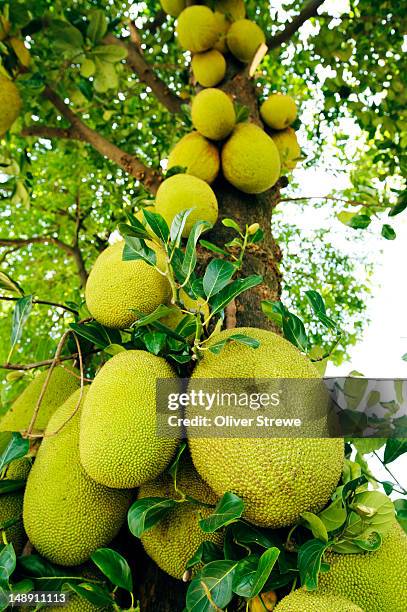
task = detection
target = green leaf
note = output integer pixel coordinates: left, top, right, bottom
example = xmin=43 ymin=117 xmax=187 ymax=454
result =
xmin=91 ymin=44 xmax=128 ymax=62
xmin=343 ymin=374 xmax=368 ymax=410
xmin=143 ymin=331 xmax=167 ymax=355
xmin=381 ymin=223 xmax=396 ymax=240
xmin=394 ymin=498 xmax=407 ymax=534
xmin=209 ymin=275 xmax=263 ymax=316
xmin=170 ymin=209 xmax=193 ymax=246
xmin=93 ymin=59 xmax=118 ymax=92
xmin=248 ymin=547 xmax=280 ymax=598
xmin=301 ymin=512 xmax=329 ymax=542
xmin=222 ymin=218 xmax=241 ymax=233
xmin=123 ymin=236 xmax=157 ymax=266
xmin=0 ymin=479 xmax=25 ymax=495
xmin=168 ymin=442 xmax=187 ymax=483
xmin=318 ymin=497 xmax=347 ymax=532
xmin=231 ymin=555 xmax=259 ymax=597
xmin=67 ymin=583 xmax=114 ymax=608
xmin=9 ymin=295 xmax=33 ymax=360
xmin=384 ymin=439 xmax=407 ymax=464
xmin=227 ymin=522 xmax=276 ymax=550
xmin=388 ymin=190 xmax=407 ymax=217
xmin=79 ymin=57 xmax=95 ymax=78
xmin=349 ymin=214 xmax=371 ymax=229
xmin=199 ymin=492 xmax=244 ymax=533
xmin=305 ymin=290 xmax=326 ymax=314
xmin=142 ymin=209 xmax=169 ymax=243
xmin=298 ymin=538 xmax=329 ymax=590
xmin=234 ymin=103 xmax=250 ymax=123
xmin=91 ymin=548 xmax=133 ymax=592
xmin=49 ymin=19 xmax=84 ymax=51
xmin=127 ymin=497 xmax=177 ymax=538
xmin=186 ymin=542 xmax=223 ymax=570
xmin=103 ymin=343 xmax=126 ymax=356
xmin=203 ymin=259 xmax=235 ymax=299
xmin=199 ymin=240 xmax=229 ymax=256
xmin=182 ymin=221 xmax=213 ymax=282
xmin=165 ymin=165 xmax=187 ymax=179
xmin=132 ymin=304 xmax=175 ymax=328
xmin=186 ymin=560 xmax=236 ymax=612
xmin=70 ymin=321 xmax=120 ymax=349
xmin=86 ymin=10 xmax=108 ymax=44
xmin=0 ymin=272 xmax=24 ymax=296
xmin=0 ymin=433 xmax=29 ymax=472
xmin=0 ymin=544 xmax=16 ymax=589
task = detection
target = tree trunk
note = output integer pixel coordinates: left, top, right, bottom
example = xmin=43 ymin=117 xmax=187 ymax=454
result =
xmin=134 ymin=68 xmax=283 ymax=612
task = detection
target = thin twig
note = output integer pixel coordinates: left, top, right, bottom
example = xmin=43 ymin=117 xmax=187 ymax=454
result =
xmin=267 ymin=0 xmax=325 ymax=49
xmin=278 ymin=195 xmax=381 ymax=209
xmin=373 ymin=451 xmax=407 ymax=494
xmin=0 ymin=352 xmax=92 ymax=372
xmin=60 ymin=363 xmax=93 ymax=383
xmin=0 ymin=295 xmax=78 ymax=315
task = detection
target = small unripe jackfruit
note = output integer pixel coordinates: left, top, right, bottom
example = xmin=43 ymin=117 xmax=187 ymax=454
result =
xmin=260 ymin=94 xmax=297 ymax=130
xmin=155 ymin=174 xmax=218 ymax=238
xmin=168 ymin=132 xmax=220 ymax=183
xmin=177 ymin=6 xmax=218 ymax=53
xmin=192 ymin=49 xmax=226 ymax=88
xmin=187 ymin=327 xmax=344 ymax=528
xmin=160 ymin=0 xmax=186 ymax=17
xmin=80 ymin=350 xmax=180 ymax=489
xmin=318 ymin=520 xmax=407 ymax=612
xmin=226 ymin=19 xmax=265 ymax=63
xmin=0 ymin=492 xmax=25 ymax=554
xmin=274 ymin=590 xmax=363 ymax=612
xmin=213 ymin=0 xmax=246 ymax=21
xmin=23 ymin=388 xmax=132 ymax=566
xmin=0 ymin=366 xmax=80 ymax=434
xmin=221 ymin=123 xmax=281 ymax=193
xmin=191 ymin=88 xmax=236 ymax=141
xmin=85 ymin=240 xmax=171 ymax=329
xmin=0 ymin=75 xmax=22 ymax=136
xmin=138 ymin=455 xmax=222 ymax=579
xmin=271 ymin=127 xmax=301 ymax=170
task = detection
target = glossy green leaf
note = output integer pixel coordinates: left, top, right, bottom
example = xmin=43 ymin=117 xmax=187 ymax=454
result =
xmin=91 ymin=548 xmax=133 ymax=592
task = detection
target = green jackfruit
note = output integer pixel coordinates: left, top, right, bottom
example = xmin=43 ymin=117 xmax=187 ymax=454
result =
xmin=5 ymin=457 xmax=31 ymax=480
xmin=191 ymin=88 xmax=236 ymax=141
xmin=160 ymin=0 xmax=186 ymax=17
xmin=187 ymin=327 xmax=344 ymax=528
xmin=23 ymin=388 xmax=132 ymax=566
xmin=167 ymin=131 xmax=220 ymax=184
xmin=0 ymin=492 xmax=25 ymax=554
xmin=0 ymin=366 xmax=80 ymax=434
xmin=0 ymin=75 xmax=21 ymax=136
xmin=211 ymin=0 xmax=246 ymax=21
xmin=155 ymin=174 xmax=218 ymax=238
xmin=260 ymin=94 xmax=297 ymax=131
xmin=221 ymin=123 xmax=281 ymax=193
xmin=80 ymin=350 xmax=180 ymax=489
xmin=271 ymin=127 xmax=301 ymax=170
xmin=318 ymin=520 xmax=407 ymax=611
xmin=274 ymin=590 xmax=363 ymax=612
xmin=213 ymin=11 xmax=230 ymax=53
xmin=48 ymin=596 xmax=106 ymax=612
xmin=226 ymin=19 xmax=265 ymax=63
xmin=192 ymin=49 xmax=226 ymax=88
xmin=176 ymin=6 xmax=218 ymax=52
xmin=138 ymin=455 xmax=222 ymax=579
xmin=85 ymin=240 xmax=171 ymax=329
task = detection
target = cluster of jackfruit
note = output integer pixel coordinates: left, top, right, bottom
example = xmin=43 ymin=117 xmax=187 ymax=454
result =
xmin=0 ymin=74 xmax=22 ymax=137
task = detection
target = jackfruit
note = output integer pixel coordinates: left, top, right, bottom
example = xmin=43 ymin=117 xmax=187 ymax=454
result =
xmin=221 ymin=123 xmax=281 ymax=193
xmin=318 ymin=520 xmax=407 ymax=611
xmin=213 ymin=11 xmax=230 ymax=53
xmin=167 ymin=131 xmax=220 ymax=183
xmin=271 ymin=127 xmax=301 ymax=170
xmin=187 ymin=327 xmax=344 ymax=527
xmin=0 ymin=492 xmax=25 ymax=554
xmin=212 ymin=0 xmax=246 ymax=21
xmin=0 ymin=75 xmax=22 ymax=136
xmin=160 ymin=0 xmax=186 ymax=17
xmin=191 ymin=88 xmax=236 ymax=141
xmin=226 ymin=19 xmax=265 ymax=63
xmin=80 ymin=350 xmax=180 ymax=489
xmin=5 ymin=457 xmax=31 ymax=480
xmin=192 ymin=49 xmax=226 ymax=88
xmin=85 ymin=240 xmax=171 ymax=329
xmin=274 ymin=590 xmax=363 ymax=612
xmin=138 ymin=454 xmax=222 ymax=579
xmin=155 ymin=174 xmax=218 ymax=238
xmin=260 ymin=94 xmax=297 ymax=131
xmin=23 ymin=388 xmax=132 ymax=566
xmin=0 ymin=366 xmax=80 ymax=434
xmin=176 ymin=6 xmax=218 ymax=53
xmin=48 ymin=596 xmax=104 ymax=612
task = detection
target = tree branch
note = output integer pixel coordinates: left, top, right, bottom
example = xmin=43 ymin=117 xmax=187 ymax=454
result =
xmin=0 ymin=236 xmax=88 ymax=287
xmin=267 ymin=0 xmax=325 ymax=49
xmin=21 ymin=125 xmax=83 ymax=140
xmin=0 ymin=353 xmax=83 ymax=371
xmin=0 ymin=295 xmax=78 ymax=314
xmin=104 ymin=33 xmax=185 ymax=114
